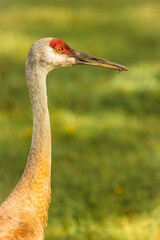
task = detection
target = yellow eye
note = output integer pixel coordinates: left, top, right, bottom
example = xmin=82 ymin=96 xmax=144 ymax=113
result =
xmin=56 ymin=46 xmax=64 ymax=53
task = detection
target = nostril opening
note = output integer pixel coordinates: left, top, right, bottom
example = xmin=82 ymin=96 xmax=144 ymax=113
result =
xmin=92 ymin=57 xmax=97 ymax=61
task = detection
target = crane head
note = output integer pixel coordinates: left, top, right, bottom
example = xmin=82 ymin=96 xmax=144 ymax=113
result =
xmin=50 ymin=38 xmax=128 ymax=71
xmin=26 ymin=38 xmax=128 ymax=73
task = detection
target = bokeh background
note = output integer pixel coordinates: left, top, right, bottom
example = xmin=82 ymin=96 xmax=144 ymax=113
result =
xmin=0 ymin=0 xmax=160 ymax=239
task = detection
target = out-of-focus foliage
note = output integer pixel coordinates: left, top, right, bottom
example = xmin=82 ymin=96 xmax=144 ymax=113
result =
xmin=0 ymin=0 xmax=160 ymax=239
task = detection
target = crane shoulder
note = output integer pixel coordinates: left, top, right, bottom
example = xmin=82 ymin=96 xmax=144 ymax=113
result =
xmin=0 ymin=203 xmax=44 ymax=240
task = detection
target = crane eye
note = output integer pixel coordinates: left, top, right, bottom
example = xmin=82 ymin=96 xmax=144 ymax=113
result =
xmin=56 ymin=46 xmax=64 ymax=53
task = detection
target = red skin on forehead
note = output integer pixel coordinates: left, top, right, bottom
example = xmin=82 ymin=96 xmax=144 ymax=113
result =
xmin=50 ymin=38 xmax=72 ymax=56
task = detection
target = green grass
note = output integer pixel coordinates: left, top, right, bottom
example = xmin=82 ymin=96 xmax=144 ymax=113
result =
xmin=0 ymin=0 xmax=160 ymax=239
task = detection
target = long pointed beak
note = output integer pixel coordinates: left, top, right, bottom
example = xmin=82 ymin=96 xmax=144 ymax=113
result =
xmin=71 ymin=49 xmax=128 ymax=71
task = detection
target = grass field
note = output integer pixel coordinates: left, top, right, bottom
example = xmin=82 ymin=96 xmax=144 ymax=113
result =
xmin=0 ymin=0 xmax=160 ymax=239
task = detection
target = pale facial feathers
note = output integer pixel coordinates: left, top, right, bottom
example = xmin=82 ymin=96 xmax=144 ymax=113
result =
xmin=26 ymin=38 xmax=76 ymax=75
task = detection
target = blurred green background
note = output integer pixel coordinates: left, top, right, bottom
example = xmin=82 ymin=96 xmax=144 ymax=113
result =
xmin=0 ymin=0 xmax=160 ymax=239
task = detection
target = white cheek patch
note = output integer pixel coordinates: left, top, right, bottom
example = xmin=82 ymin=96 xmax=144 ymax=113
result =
xmin=38 ymin=46 xmax=76 ymax=73
xmin=47 ymin=47 xmax=76 ymax=67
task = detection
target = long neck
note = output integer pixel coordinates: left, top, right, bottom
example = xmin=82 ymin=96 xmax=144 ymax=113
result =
xmin=22 ymin=69 xmax=51 ymax=228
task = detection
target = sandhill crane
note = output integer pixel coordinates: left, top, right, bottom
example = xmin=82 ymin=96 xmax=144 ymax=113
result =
xmin=0 ymin=38 xmax=128 ymax=239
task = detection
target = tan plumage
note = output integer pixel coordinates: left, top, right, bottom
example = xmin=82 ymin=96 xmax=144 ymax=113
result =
xmin=0 ymin=38 xmax=127 ymax=239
